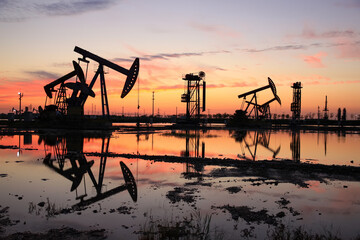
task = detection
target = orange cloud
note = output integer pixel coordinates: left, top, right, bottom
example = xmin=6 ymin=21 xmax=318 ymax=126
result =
xmin=302 ymin=52 xmax=327 ymax=68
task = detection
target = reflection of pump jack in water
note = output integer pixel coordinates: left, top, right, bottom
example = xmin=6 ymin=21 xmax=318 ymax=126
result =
xmin=290 ymin=130 xmax=300 ymax=162
xmin=180 ymin=130 xmax=205 ymax=179
xmin=230 ymin=130 xmax=280 ymax=161
xmin=41 ymin=135 xmax=137 ymax=207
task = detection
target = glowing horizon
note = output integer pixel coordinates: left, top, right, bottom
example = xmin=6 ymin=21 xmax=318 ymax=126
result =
xmin=1 ymin=0 xmax=359 ymax=116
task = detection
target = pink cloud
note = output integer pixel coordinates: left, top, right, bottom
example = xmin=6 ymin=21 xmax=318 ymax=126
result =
xmin=189 ymin=22 xmax=241 ymax=39
xmin=275 ymin=74 xmax=359 ymax=86
xmin=302 ymin=52 xmax=327 ymax=68
xmin=307 ymin=80 xmax=360 ymax=85
xmin=297 ymin=74 xmax=331 ymax=82
xmin=294 ymin=25 xmax=360 ymax=61
xmin=336 ymin=0 xmax=360 ymax=8
xmin=300 ymin=25 xmax=356 ymax=39
xmin=334 ymin=39 xmax=360 ymax=60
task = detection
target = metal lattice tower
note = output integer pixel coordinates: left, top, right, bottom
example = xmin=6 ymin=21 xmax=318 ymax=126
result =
xmin=291 ymin=82 xmax=302 ymax=120
xmin=181 ymin=72 xmax=206 ymax=121
xmin=55 ymin=84 xmax=67 ymax=115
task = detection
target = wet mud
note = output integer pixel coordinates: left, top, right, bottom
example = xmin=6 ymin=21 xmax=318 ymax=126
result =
xmin=213 ymin=205 xmax=278 ymax=225
xmin=0 ymin=207 xmax=18 ymax=234
xmin=0 ymin=227 xmax=106 ymax=240
xmin=166 ymin=187 xmax=198 ymax=204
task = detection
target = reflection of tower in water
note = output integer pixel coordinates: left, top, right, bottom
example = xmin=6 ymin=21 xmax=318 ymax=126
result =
xmin=317 ymin=131 xmax=329 ymax=156
xmin=180 ymin=130 xmax=205 ymax=179
xmin=290 ymin=130 xmax=300 ymax=162
xmin=324 ymin=131 xmax=327 ymax=156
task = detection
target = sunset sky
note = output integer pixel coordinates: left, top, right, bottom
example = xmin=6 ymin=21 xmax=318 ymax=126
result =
xmin=0 ymin=0 xmax=359 ymax=116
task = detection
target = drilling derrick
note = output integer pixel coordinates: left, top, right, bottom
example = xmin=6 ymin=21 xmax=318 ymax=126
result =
xmin=181 ymin=71 xmax=206 ymax=123
xmin=291 ymin=82 xmax=302 ymax=121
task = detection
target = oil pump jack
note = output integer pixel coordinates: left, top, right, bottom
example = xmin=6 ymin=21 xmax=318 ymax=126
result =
xmin=41 ymin=46 xmax=139 ymax=120
xmin=228 ymin=77 xmax=281 ymax=126
xmin=238 ymin=77 xmax=281 ymax=120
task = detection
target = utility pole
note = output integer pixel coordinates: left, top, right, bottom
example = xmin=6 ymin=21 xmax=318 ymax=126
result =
xmin=18 ymin=92 xmax=23 ymax=121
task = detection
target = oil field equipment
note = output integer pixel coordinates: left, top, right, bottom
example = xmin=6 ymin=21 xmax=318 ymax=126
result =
xmin=42 ymin=134 xmax=137 ymax=205
xmin=42 ymin=46 xmax=139 ymax=119
xmin=290 ymin=130 xmax=300 ymax=162
xmin=323 ymin=95 xmax=329 ymax=120
xmin=181 ymin=71 xmax=206 ymax=122
xmin=291 ymin=82 xmax=302 ymax=121
xmin=230 ymin=130 xmax=280 ymax=161
xmin=237 ymin=77 xmax=281 ymax=120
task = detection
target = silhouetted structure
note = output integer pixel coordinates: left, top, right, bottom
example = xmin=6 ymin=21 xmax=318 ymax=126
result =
xmin=291 ymin=82 xmax=302 ymax=121
xmin=337 ymin=108 xmax=341 ymax=122
xmin=18 ymin=92 xmax=23 ymax=121
xmin=181 ymin=71 xmax=206 ymax=123
xmin=237 ymin=77 xmax=281 ymax=121
xmin=42 ymin=46 xmax=139 ymax=119
xmin=342 ymin=108 xmax=347 ymax=121
xmin=323 ymin=96 xmax=329 ymax=120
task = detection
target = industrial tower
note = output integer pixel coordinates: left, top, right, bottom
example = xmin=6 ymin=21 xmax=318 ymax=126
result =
xmin=181 ymin=71 xmax=206 ymax=122
xmin=323 ymin=96 xmax=329 ymax=120
xmin=291 ymin=82 xmax=302 ymax=120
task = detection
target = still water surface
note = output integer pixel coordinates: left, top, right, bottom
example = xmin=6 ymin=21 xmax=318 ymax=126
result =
xmin=1 ymin=129 xmax=359 ymax=239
